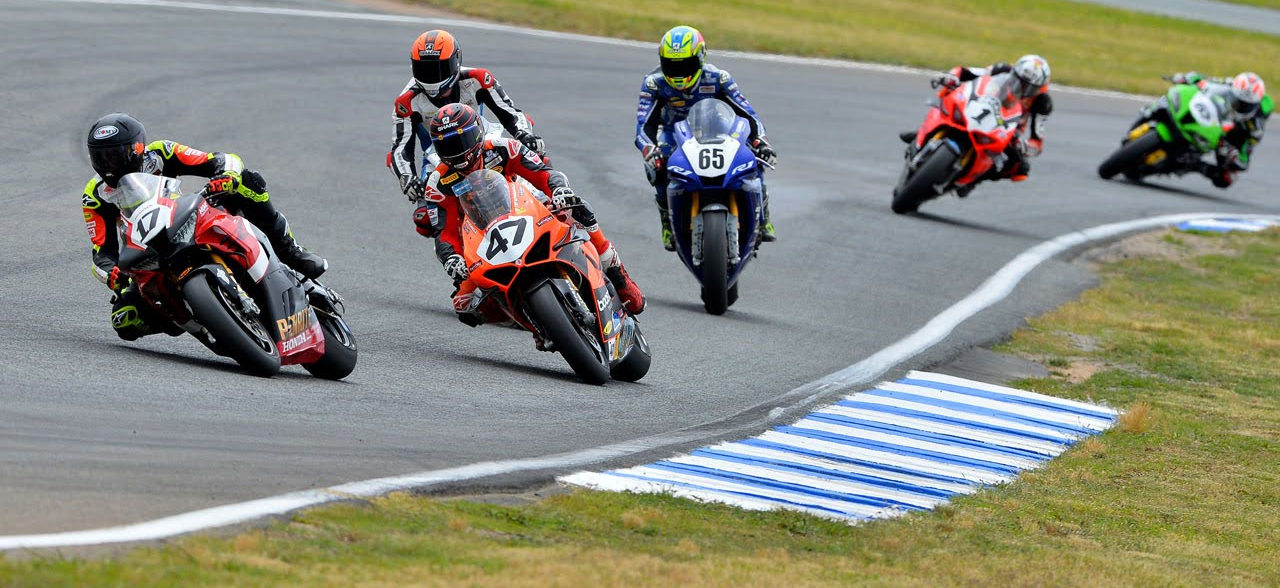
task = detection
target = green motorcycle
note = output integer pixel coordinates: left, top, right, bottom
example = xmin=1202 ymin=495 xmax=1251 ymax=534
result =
xmin=1098 ymin=80 xmax=1228 ymax=181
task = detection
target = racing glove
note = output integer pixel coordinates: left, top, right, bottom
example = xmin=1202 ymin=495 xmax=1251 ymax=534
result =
xmin=204 ymin=170 xmax=241 ymax=205
xmin=642 ymin=144 xmax=664 ymax=170
xmin=751 ymin=138 xmax=777 ymax=166
xmin=515 ymin=130 xmax=545 ymax=154
xmin=550 ymin=186 xmax=580 ymax=211
xmin=400 ymin=175 xmax=425 ymax=202
xmin=989 ymin=62 xmax=1013 ymax=75
xmin=443 ymin=254 xmax=469 ymax=284
xmin=931 ymin=72 xmax=960 ymax=90
xmin=107 ymin=266 xmax=128 ymax=293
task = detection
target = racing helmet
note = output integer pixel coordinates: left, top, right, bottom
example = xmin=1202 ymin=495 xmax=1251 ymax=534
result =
xmin=1012 ymin=54 xmax=1051 ymax=98
xmin=659 ymin=25 xmax=706 ymax=91
xmin=87 ymin=113 xmax=146 ymax=188
xmin=1229 ymin=72 xmax=1266 ymax=117
xmin=411 ymin=30 xmax=461 ymax=98
xmin=428 ymin=103 xmax=485 ymax=173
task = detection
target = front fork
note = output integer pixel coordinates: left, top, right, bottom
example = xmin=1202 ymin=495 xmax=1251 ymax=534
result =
xmin=689 ymin=193 xmax=741 ymax=267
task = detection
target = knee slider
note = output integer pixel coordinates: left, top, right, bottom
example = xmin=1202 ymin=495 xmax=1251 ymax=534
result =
xmin=412 ymin=202 xmax=441 ymax=237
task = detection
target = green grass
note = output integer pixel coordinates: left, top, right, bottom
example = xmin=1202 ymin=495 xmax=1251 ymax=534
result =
xmin=4 ymin=228 xmax=1279 ymax=586
xmin=406 ymin=0 xmax=1279 ymax=95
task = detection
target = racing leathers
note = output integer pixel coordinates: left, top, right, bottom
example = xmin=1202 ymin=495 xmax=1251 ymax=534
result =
xmin=82 ymin=141 xmax=326 ymax=340
xmin=905 ymin=63 xmax=1053 ymax=189
xmin=1170 ymin=72 xmax=1273 ymax=188
xmin=390 ymin=66 xmax=541 ymax=200
xmin=415 ymin=137 xmax=647 ymax=322
xmin=635 ymin=63 xmax=776 ymax=248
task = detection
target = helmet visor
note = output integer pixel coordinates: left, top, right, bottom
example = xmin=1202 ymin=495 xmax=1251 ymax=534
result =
xmin=413 ymin=57 xmax=457 ymax=85
xmin=1232 ymin=97 xmax=1259 ymax=117
xmin=434 ymin=121 xmax=485 ymax=168
xmin=661 ymin=56 xmax=701 ymax=82
xmin=89 ymin=143 xmax=139 ymax=183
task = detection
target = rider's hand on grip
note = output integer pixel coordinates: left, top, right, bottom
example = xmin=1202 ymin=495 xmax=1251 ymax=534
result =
xmin=205 ymin=171 xmax=241 ymax=197
xmin=400 ymin=176 xmax=425 ymax=202
xmin=550 ymin=186 xmax=580 ymax=211
xmin=642 ymin=144 xmax=664 ymax=170
xmin=515 ymin=131 xmax=546 ymax=155
xmin=931 ymin=73 xmax=959 ymax=90
xmin=443 ymin=254 xmax=469 ymax=284
xmin=107 ymin=266 xmax=128 ymax=293
xmin=751 ymin=138 xmax=777 ymax=166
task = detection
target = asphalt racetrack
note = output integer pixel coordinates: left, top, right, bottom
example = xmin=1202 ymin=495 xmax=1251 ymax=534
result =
xmin=3 ymin=0 xmax=1278 ymax=536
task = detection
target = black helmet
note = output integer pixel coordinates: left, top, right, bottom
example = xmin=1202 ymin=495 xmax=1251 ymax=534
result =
xmin=428 ymin=103 xmax=485 ymax=172
xmin=87 ymin=113 xmax=146 ymax=188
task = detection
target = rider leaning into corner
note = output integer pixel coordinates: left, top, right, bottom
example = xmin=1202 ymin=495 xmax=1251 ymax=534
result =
xmin=1167 ymin=71 xmax=1271 ymax=188
xmin=82 ymin=113 xmax=327 ymax=341
xmin=636 ymin=25 xmax=778 ymax=251
xmin=417 ymin=104 xmax=646 ymax=339
xmin=900 ymin=54 xmax=1053 ymax=198
xmin=389 ymin=29 xmax=548 ymax=238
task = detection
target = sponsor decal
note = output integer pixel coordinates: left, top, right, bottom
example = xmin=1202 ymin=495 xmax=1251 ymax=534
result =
xmin=442 ymin=172 xmax=460 ymax=183
xmin=669 ymin=99 xmax=686 ymax=107
xmin=281 ymin=330 xmax=312 ymax=352
xmin=698 ymin=85 xmax=714 ymax=93
xmin=276 ymin=308 xmax=312 ymax=340
xmin=82 ymin=192 xmax=100 ymax=208
xmin=596 ymin=289 xmax=612 ymax=312
xmin=537 ymin=214 xmax=553 ymax=226
xmin=93 ymin=125 xmax=119 ymax=139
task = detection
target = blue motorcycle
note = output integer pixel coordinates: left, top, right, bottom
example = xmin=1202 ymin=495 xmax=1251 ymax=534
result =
xmin=665 ymin=99 xmax=767 ymax=315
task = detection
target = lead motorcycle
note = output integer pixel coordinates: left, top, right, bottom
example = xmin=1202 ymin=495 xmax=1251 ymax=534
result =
xmin=105 ymin=173 xmax=357 ymax=379
xmin=1098 ymin=77 xmax=1228 ymax=182
xmin=893 ymin=72 xmax=1025 ymax=214
xmin=455 ymin=169 xmax=650 ymax=384
xmin=665 ymin=99 xmax=769 ymax=315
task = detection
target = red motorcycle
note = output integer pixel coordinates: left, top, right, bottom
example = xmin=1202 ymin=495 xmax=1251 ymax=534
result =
xmin=104 ymin=173 xmax=357 ymax=378
xmin=893 ymin=72 xmax=1025 ymax=213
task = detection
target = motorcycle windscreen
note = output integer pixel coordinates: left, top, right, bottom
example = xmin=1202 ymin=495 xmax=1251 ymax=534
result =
xmin=108 ymin=173 xmax=181 ymax=214
xmin=457 ymin=168 xmax=516 ymax=228
xmin=983 ymin=73 xmax=1023 ymax=110
xmin=685 ymin=99 xmax=738 ymax=142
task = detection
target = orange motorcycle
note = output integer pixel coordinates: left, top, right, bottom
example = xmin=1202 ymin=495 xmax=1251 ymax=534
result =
xmin=455 ymin=169 xmax=650 ymax=384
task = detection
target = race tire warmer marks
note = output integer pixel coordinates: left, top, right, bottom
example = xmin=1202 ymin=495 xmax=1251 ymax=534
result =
xmin=562 ymin=371 xmax=1118 ymax=522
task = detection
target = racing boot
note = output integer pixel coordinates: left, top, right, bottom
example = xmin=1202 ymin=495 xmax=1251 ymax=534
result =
xmin=266 ymin=213 xmax=328 ymax=280
xmin=658 ymin=209 xmax=676 ymax=251
xmin=898 ymin=130 xmax=916 ymax=144
xmin=598 ymin=245 xmax=646 ymax=315
xmin=758 ymin=187 xmax=777 ymax=243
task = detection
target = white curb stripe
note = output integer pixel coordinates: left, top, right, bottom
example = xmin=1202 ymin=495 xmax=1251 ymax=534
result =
xmin=706 ymin=442 xmax=975 ymax=494
xmin=815 ymin=406 xmax=1067 ymax=456
xmin=905 ymin=371 xmax=1121 ymax=416
xmin=874 ymin=382 xmax=1115 ymax=431
xmin=841 ymin=394 xmax=1079 ymax=442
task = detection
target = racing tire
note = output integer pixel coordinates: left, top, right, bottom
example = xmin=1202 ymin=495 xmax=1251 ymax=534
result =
xmin=1099 ymin=132 xmax=1161 ymax=180
xmin=183 ymin=273 xmax=280 ymax=377
xmin=892 ymin=146 xmax=957 ymax=214
xmin=527 ymin=282 xmax=610 ymax=385
xmin=700 ymin=210 xmax=730 ymax=315
xmin=302 ymin=311 xmax=358 ymax=380
xmin=609 ymin=328 xmax=651 ymax=383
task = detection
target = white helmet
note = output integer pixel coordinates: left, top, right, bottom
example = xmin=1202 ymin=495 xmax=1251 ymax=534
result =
xmin=1229 ymin=72 xmax=1266 ymax=117
xmin=1012 ymin=54 xmax=1050 ymax=98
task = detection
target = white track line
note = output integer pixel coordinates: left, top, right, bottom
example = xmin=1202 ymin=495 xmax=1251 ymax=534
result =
xmin=5 ymin=211 xmax=1277 ymax=549
xmin=40 ymin=0 xmax=1151 ymax=102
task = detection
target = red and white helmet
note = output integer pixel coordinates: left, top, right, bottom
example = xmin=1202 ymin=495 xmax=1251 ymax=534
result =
xmin=1012 ymin=54 xmax=1050 ymax=98
xmin=1229 ymin=72 xmax=1266 ymax=117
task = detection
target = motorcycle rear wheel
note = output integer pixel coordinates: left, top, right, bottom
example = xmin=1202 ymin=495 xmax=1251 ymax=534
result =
xmin=700 ymin=210 xmax=730 ymax=315
xmin=183 ymin=273 xmax=281 ymax=377
xmin=527 ymin=282 xmax=610 ymax=385
xmin=1098 ymin=132 xmax=1162 ymax=180
xmin=302 ymin=310 xmax=358 ymax=380
xmin=893 ymin=146 xmax=958 ymax=214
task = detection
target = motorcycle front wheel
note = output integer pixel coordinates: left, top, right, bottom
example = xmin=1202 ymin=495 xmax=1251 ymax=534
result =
xmin=183 ymin=273 xmax=281 ymax=377
xmin=893 ymin=146 xmax=958 ymax=214
xmin=302 ymin=310 xmax=358 ymax=380
xmin=527 ymin=282 xmax=610 ymax=385
xmin=699 ymin=210 xmax=730 ymax=315
xmin=1098 ymin=132 xmax=1162 ymax=180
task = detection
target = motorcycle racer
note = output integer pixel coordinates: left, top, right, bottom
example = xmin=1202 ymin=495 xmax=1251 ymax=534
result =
xmin=901 ymin=54 xmax=1053 ymax=195
xmin=391 ymin=29 xmax=545 ymax=203
xmin=82 ymin=113 xmax=327 ymax=341
xmin=1167 ymin=71 xmax=1271 ymax=188
xmin=415 ymin=105 xmax=646 ymax=327
xmin=636 ymin=25 xmax=777 ymax=250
